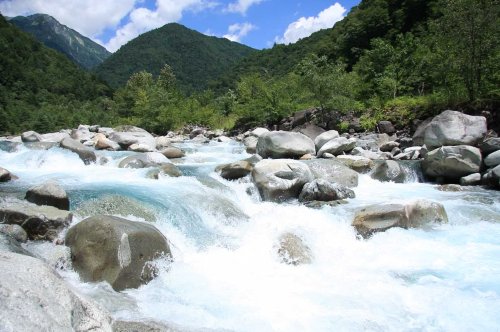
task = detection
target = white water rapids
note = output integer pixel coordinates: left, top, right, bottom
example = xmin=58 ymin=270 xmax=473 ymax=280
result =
xmin=1 ymin=141 xmax=500 ymax=331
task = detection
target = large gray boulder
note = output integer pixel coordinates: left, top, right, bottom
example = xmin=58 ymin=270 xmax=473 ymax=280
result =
xmin=60 ymin=137 xmax=96 ymax=164
xmin=93 ymin=133 xmax=121 ymax=151
xmin=25 ymin=181 xmax=69 ymax=210
xmin=301 ymin=159 xmax=359 ymax=188
xmin=352 ymin=200 xmax=448 ymax=238
xmin=317 ymin=137 xmax=356 ymax=157
xmin=243 ymin=136 xmax=259 ymax=154
xmin=419 ymin=110 xmax=487 ymax=149
xmin=252 ymin=159 xmax=313 ymax=202
xmin=371 ymin=160 xmax=407 ymax=183
xmin=109 ymin=129 xmax=156 ymax=151
xmin=0 ymin=252 xmax=113 ymax=332
xmin=277 ymin=233 xmax=312 ymax=265
xmin=422 ymin=145 xmax=482 ymax=179
xmin=314 ymin=130 xmax=340 ymax=151
xmin=40 ymin=132 xmax=70 ymax=143
xmin=336 ymin=155 xmax=374 ymax=173
xmin=65 ymin=215 xmax=171 ymax=291
xmin=256 ymin=131 xmax=315 ymax=159
xmin=484 ymin=150 xmax=500 ymax=167
xmin=0 ymin=199 xmax=72 ymax=241
xmin=299 ymin=179 xmax=355 ymax=202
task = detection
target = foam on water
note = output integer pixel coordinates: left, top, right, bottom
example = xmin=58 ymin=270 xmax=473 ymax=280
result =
xmin=1 ymin=142 xmax=500 ymax=331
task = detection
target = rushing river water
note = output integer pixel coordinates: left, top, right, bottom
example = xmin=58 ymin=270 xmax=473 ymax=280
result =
xmin=1 ymin=140 xmax=500 ymax=331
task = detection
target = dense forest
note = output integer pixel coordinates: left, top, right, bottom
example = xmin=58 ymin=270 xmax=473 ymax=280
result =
xmin=0 ymin=0 xmax=498 ymax=136
xmin=95 ymin=23 xmax=256 ymax=92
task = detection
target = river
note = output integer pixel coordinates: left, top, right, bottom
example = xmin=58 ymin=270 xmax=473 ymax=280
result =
xmin=1 ymin=140 xmax=500 ymax=331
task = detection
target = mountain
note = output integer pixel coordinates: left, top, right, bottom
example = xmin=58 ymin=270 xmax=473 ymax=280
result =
xmin=95 ymin=23 xmax=256 ymax=91
xmin=9 ymin=13 xmax=111 ymax=69
xmin=219 ymin=0 xmax=441 ymax=87
xmin=0 ymin=14 xmax=111 ymax=134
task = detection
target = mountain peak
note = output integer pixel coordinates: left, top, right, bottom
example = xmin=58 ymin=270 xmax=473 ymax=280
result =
xmin=10 ymin=13 xmax=110 ymax=69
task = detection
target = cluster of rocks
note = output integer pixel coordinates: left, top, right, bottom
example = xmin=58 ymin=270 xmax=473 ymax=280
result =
xmin=0 ymin=184 xmax=173 ymax=330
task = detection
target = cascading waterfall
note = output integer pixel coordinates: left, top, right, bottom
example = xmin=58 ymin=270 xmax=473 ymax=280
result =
xmin=1 ymin=141 xmax=500 ymax=331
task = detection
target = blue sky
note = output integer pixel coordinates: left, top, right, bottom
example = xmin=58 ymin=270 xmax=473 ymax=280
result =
xmin=0 ymin=0 xmax=360 ymax=52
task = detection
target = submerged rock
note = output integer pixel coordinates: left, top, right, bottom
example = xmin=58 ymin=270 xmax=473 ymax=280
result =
xmin=146 ymin=163 xmax=182 ymax=178
xmin=60 ymin=137 xmax=97 ymax=164
xmin=0 ymin=167 xmax=16 ymax=182
xmin=0 ymin=199 xmax=72 ymax=241
xmin=75 ymin=195 xmax=157 ymax=221
xmin=25 ymin=181 xmax=69 ymax=210
xmin=219 ymin=161 xmax=253 ymax=180
xmin=118 ymin=153 xmax=169 ymax=169
xmin=65 ymin=215 xmax=172 ymax=291
xmin=352 ymin=200 xmax=448 ymax=238
xmin=0 ymin=252 xmax=113 ymax=331
xmin=257 ymin=131 xmax=315 ymax=159
xmin=277 ymin=233 xmax=313 ymax=265
xmin=252 ymin=159 xmax=313 ymax=202
xmin=299 ymin=179 xmax=355 ymax=202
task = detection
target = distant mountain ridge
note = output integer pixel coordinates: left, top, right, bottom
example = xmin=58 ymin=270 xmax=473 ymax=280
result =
xmin=95 ymin=23 xmax=256 ymax=91
xmin=9 ymin=13 xmax=110 ymax=69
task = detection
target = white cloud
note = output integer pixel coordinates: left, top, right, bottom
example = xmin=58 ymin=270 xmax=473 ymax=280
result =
xmin=225 ymin=0 xmax=263 ymax=15
xmin=0 ymin=0 xmax=136 ymax=40
xmin=275 ymin=3 xmax=346 ymax=45
xmin=0 ymin=0 xmax=218 ymax=52
xmin=106 ymin=0 xmax=219 ymax=52
xmin=223 ymin=22 xmax=256 ymax=42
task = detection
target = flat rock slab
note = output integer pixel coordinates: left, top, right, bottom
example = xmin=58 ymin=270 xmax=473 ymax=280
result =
xmin=0 ymin=199 xmax=72 ymax=241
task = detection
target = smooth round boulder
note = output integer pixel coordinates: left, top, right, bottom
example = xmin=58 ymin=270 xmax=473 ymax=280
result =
xmin=0 ymin=252 xmax=113 ymax=332
xmin=317 ymin=137 xmax=356 ymax=157
xmin=161 ymin=147 xmax=185 ymax=159
xmin=480 ymin=137 xmax=500 ymax=154
xmin=277 ymin=233 xmax=312 ymax=265
xmin=371 ymin=160 xmax=406 ymax=183
xmin=219 ymin=161 xmax=253 ymax=180
xmin=460 ymin=173 xmax=481 ymax=186
xmin=422 ymin=145 xmax=482 ymax=179
xmin=379 ymin=141 xmax=400 ymax=152
xmin=352 ymin=200 xmax=448 ymax=238
xmin=299 ymin=179 xmax=355 ymax=202
xmin=60 ymin=137 xmax=96 ymax=164
xmin=336 ymin=155 xmax=374 ymax=173
xmin=65 ymin=215 xmax=172 ymax=291
xmin=421 ymin=110 xmax=487 ymax=150
xmin=314 ymin=130 xmax=340 ymax=151
xmin=251 ymin=127 xmax=269 ymax=137
xmin=119 ymin=153 xmax=169 ymax=169
xmin=484 ymin=150 xmax=500 ymax=167
xmin=109 ymin=130 xmax=156 ymax=151
xmin=256 ymin=131 xmax=315 ymax=159
xmin=377 ymin=121 xmax=396 ymax=135
xmin=0 ymin=224 xmax=28 ymax=243
xmin=0 ymin=167 xmax=15 ymax=182
xmin=25 ymin=181 xmax=69 ymax=210
xmin=301 ymin=159 xmax=358 ymax=188
xmin=243 ymin=136 xmax=259 ymax=154
xmin=21 ymin=130 xmax=42 ymax=143
xmin=252 ymin=159 xmax=313 ymax=202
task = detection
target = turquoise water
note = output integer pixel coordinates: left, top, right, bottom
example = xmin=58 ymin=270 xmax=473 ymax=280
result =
xmin=1 ymin=141 xmax=500 ymax=331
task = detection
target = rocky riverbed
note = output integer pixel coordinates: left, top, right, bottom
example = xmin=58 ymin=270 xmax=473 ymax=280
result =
xmin=0 ymin=110 xmax=499 ymax=331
